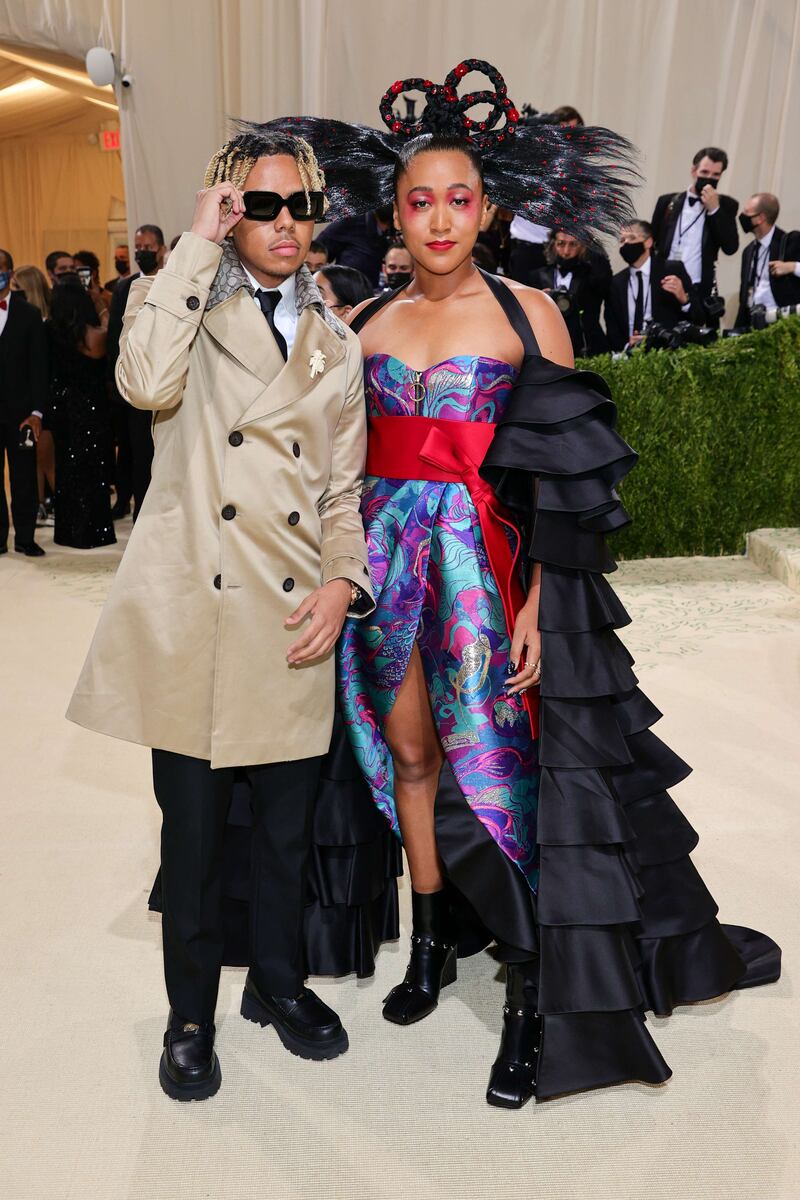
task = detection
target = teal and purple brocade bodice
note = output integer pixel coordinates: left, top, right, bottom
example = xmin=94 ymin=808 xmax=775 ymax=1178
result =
xmin=338 ymin=353 xmax=540 ymax=891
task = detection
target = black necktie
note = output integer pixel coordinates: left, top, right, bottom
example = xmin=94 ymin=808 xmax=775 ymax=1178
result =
xmin=633 ymin=270 xmax=644 ymax=333
xmin=688 ymin=194 xmax=699 ymax=207
xmin=256 ymin=289 xmax=288 ymax=360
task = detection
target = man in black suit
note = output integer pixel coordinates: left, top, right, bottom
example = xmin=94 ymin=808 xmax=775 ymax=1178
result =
xmin=532 ymin=229 xmax=611 ymax=357
xmin=106 ymin=223 xmax=166 ymax=520
xmin=651 ymin=147 xmax=739 ymax=317
xmin=734 ymin=193 xmax=800 ymax=329
xmin=0 ymin=249 xmax=48 ymax=557
xmin=605 ymin=219 xmax=705 ymax=352
xmin=316 ymin=206 xmax=394 ymax=285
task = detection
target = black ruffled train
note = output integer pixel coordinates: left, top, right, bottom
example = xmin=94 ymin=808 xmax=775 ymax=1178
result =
xmin=149 ymin=712 xmax=403 ymax=979
xmin=465 ymin=351 xmax=782 ymax=1099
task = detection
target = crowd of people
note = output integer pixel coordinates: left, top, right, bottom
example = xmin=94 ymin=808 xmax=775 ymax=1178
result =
xmin=0 ymin=227 xmax=169 ymax=555
xmin=317 ymin=112 xmax=800 ymax=359
xmin=2 ymin=105 xmax=798 ymax=558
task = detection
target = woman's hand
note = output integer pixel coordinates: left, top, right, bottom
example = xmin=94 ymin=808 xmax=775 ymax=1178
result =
xmin=190 ymin=182 xmax=245 ymax=244
xmin=506 ymin=595 xmax=542 ymax=695
xmin=285 ymin=578 xmax=352 ymax=665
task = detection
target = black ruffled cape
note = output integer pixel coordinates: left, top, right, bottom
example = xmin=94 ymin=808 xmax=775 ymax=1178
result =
xmin=468 ymin=347 xmax=782 ymax=1099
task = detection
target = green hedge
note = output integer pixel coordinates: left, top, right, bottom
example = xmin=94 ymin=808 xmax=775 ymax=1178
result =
xmin=576 ymin=317 xmax=800 ymax=559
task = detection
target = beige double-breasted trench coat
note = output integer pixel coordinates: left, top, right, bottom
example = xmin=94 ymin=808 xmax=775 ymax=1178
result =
xmin=67 ymin=232 xmax=374 ymax=767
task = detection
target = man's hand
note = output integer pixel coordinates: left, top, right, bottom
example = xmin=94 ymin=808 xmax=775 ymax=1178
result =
xmin=699 ymin=183 xmax=720 ymax=213
xmin=769 ymin=260 xmax=797 ymax=277
xmin=20 ymin=414 xmax=42 ymax=442
xmin=661 ymin=274 xmax=689 ymax=304
xmin=190 ymin=182 xmax=245 ymax=245
xmin=285 ymin=579 xmax=352 ymax=665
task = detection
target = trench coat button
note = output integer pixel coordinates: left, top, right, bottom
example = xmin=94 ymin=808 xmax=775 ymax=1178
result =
xmin=186 ymin=295 xmax=200 ymax=311
xmin=228 ymin=430 xmax=243 ymax=447
xmin=292 ymin=442 xmax=301 ymax=458
xmin=221 ymin=504 xmax=236 ymax=520
xmin=288 ymin=511 xmax=300 ymax=526
xmin=282 ymin=577 xmax=295 ymax=592
xmin=213 ymin=574 xmax=221 ymax=589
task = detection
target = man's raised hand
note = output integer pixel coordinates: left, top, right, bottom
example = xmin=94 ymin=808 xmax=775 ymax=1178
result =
xmin=190 ymin=183 xmax=245 ymax=244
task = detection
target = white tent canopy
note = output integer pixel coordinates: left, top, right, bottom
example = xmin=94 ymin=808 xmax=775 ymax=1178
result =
xmin=1 ymin=0 xmax=798 ymax=305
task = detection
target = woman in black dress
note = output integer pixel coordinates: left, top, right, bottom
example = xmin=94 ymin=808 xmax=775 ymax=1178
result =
xmin=46 ymin=277 xmax=115 ymax=549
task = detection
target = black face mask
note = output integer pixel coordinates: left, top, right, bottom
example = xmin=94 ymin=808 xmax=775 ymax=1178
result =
xmin=114 ymin=257 xmax=129 ymax=274
xmin=695 ymin=176 xmax=719 ymax=196
xmin=620 ymin=241 xmax=646 ymax=265
xmin=555 ymin=254 xmax=577 ymax=273
xmin=385 ymin=270 xmax=412 ymax=290
xmin=738 ymin=212 xmax=756 ymax=235
xmin=135 ymin=248 xmax=159 ymax=274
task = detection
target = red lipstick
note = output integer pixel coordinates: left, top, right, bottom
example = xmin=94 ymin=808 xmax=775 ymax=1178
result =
xmin=427 ymin=240 xmax=456 ymax=251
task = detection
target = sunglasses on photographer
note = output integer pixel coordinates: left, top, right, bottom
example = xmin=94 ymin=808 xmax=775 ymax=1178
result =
xmin=243 ymin=190 xmax=325 ymax=222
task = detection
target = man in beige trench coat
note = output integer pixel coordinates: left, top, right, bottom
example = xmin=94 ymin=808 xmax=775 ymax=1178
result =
xmin=67 ymin=128 xmax=375 ymax=1101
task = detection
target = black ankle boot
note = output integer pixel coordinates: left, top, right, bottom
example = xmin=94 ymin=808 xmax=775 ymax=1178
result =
xmin=486 ymin=963 xmax=542 ymax=1109
xmin=382 ymin=889 xmax=457 ymax=1025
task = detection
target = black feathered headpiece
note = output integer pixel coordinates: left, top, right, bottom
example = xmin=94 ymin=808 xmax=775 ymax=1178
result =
xmin=237 ymin=58 xmax=638 ymax=244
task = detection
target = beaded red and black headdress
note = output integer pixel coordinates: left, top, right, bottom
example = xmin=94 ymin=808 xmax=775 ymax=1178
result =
xmin=239 ymin=59 xmax=637 ymax=243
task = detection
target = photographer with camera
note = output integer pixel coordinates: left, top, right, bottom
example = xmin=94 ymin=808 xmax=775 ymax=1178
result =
xmin=734 ymin=193 xmax=800 ymax=330
xmin=651 ymin=147 xmax=739 ymax=327
xmin=531 ymin=228 xmax=611 ymax=357
xmin=605 ymin=220 xmax=705 ymax=352
xmin=73 ymin=250 xmax=113 ymax=323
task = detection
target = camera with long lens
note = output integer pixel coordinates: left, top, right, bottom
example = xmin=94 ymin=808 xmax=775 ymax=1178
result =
xmin=750 ymin=302 xmax=800 ymax=330
xmin=550 ymin=286 xmax=573 ymax=316
xmin=643 ymin=320 xmax=718 ymax=351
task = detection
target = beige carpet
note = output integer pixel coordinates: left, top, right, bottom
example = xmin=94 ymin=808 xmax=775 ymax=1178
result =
xmin=1 ymin=524 xmax=797 ymax=1200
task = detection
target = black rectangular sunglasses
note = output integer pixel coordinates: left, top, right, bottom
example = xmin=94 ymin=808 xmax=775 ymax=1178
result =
xmin=243 ymin=190 xmax=325 ymax=222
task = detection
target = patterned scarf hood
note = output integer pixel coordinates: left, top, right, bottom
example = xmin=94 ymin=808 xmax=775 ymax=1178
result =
xmin=206 ymin=238 xmax=347 ymax=340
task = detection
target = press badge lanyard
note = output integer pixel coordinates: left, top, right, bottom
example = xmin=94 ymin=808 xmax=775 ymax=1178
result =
xmin=673 ymin=196 xmax=704 ymax=257
xmin=748 ymin=242 xmax=770 ymax=307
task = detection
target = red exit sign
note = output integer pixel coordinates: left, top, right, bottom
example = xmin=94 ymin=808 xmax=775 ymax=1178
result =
xmin=100 ymin=129 xmax=121 ymax=151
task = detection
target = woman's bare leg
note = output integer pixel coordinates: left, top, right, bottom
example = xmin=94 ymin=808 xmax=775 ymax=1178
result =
xmin=383 ymin=643 xmax=445 ymax=893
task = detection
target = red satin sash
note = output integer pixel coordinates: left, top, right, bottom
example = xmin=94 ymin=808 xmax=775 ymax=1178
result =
xmin=366 ymin=415 xmax=539 ymax=737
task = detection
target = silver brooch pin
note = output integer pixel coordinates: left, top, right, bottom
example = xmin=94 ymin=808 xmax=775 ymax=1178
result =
xmin=309 ymin=349 xmax=326 ymax=378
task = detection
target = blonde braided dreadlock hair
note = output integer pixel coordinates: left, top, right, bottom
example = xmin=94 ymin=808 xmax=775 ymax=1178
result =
xmin=203 ymin=126 xmax=329 ymax=216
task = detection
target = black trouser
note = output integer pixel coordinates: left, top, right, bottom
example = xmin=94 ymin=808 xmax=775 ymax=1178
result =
xmin=152 ymin=749 xmax=323 ymax=1023
xmin=128 ymin=406 xmax=154 ymax=519
xmin=0 ymin=416 xmax=38 ymax=546
xmin=507 ymin=239 xmax=547 ymax=286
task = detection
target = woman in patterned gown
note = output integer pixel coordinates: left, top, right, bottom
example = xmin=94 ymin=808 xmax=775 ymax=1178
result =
xmin=337 ymin=85 xmax=780 ymax=1109
xmin=268 ymin=60 xmax=781 ymax=1105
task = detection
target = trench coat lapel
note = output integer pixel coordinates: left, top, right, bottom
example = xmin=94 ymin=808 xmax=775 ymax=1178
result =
xmin=236 ymin=306 xmax=346 ymax=426
xmin=202 ymin=289 xmax=285 ymax=388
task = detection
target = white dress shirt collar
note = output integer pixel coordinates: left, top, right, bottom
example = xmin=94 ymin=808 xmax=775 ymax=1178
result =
xmin=242 ymin=265 xmax=297 ymax=312
xmin=241 ymin=265 xmax=299 ymax=354
xmin=756 ymin=225 xmax=775 ymax=250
